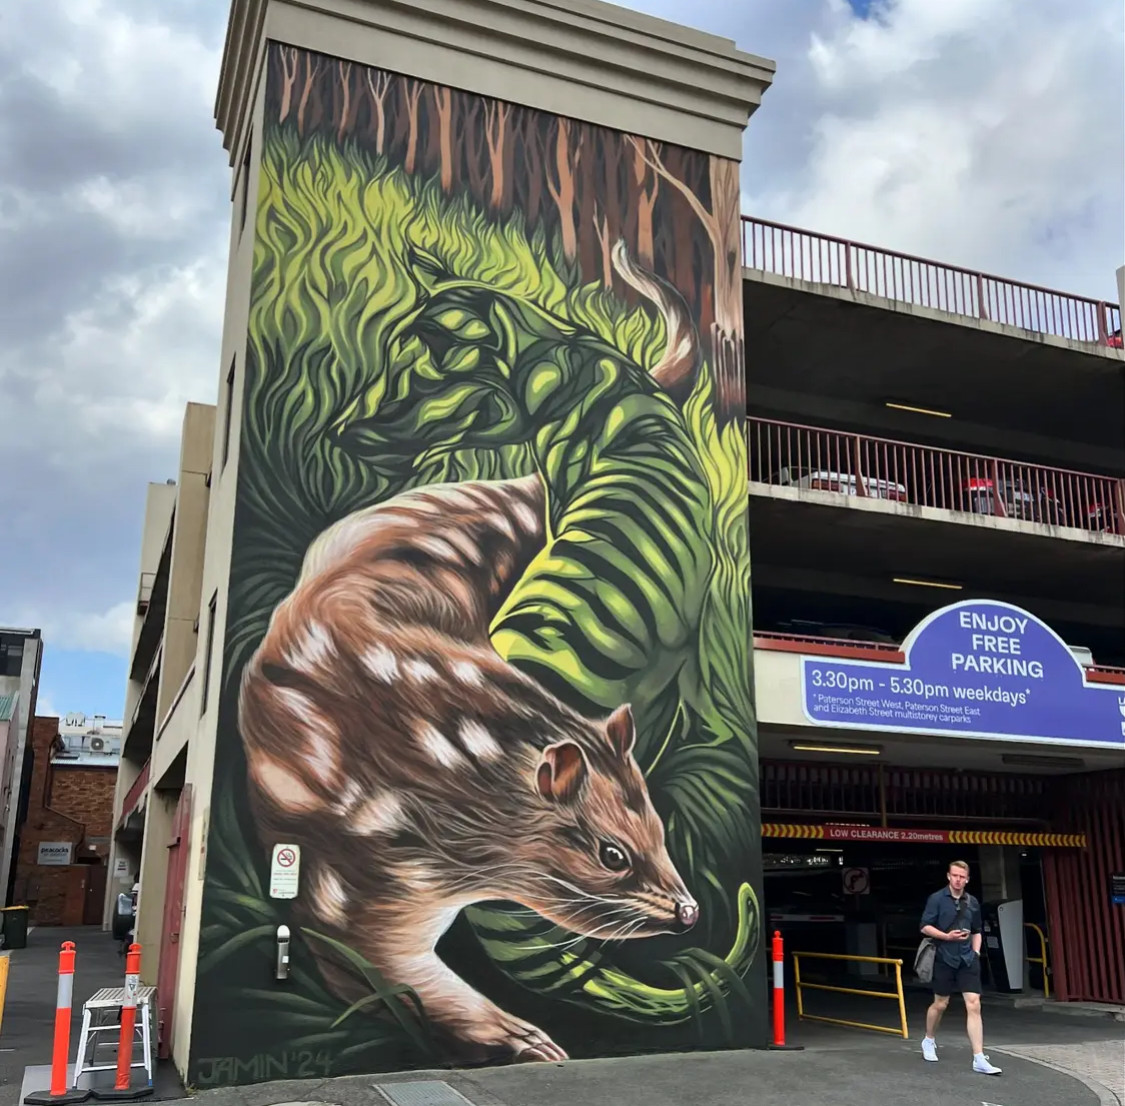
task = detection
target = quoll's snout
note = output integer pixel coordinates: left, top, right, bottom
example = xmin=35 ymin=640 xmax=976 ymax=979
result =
xmin=674 ymin=901 xmax=699 ymax=933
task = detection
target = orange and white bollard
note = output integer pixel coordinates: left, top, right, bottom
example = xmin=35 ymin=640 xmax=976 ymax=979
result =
xmin=23 ymin=942 xmax=90 ymax=1104
xmin=768 ymin=929 xmax=803 ymax=1051
xmin=91 ymin=944 xmax=150 ymax=1101
xmin=772 ymin=929 xmax=786 ymax=1046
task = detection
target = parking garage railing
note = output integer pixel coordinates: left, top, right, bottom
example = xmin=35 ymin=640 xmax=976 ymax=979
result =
xmin=741 ymin=216 xmax=1123 ymax=347
xmin=748 ymin=416 xmax=1125 ymax=536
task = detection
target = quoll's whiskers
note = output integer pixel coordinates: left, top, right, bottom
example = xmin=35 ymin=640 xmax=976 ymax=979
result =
xmin=605 ymin=917 xmax=650 ymax=943
xmin=541 ymin=873 xmax=637 ymax=907
xmin=511 ymin=908 xmax=647 ymax=952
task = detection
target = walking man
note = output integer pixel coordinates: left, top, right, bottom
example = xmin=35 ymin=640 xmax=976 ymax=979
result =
xmin=919 ymin=859 xmax=1002 ymax=1075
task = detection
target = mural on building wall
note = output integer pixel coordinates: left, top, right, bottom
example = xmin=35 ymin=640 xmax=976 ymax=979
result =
xmin=191 ymin=43 xmax=761 ymax=1084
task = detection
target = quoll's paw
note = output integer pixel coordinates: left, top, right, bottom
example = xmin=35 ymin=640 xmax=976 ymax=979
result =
xmin=510 ymin=1033 xmax=567 ymax=1064
xmin=461 ymin=1009 xmax=568 ymax=1065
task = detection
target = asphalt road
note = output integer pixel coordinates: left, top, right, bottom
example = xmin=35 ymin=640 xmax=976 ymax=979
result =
xmin=0 ymin=926 xmax=127 ymax=1106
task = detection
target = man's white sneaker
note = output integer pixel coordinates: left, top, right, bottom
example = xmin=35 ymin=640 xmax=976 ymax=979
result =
xmin=973 ymin=1055 xmax=1002 ymax=1075
xmin=921 ymin=1038 xmax=938 ymax=1062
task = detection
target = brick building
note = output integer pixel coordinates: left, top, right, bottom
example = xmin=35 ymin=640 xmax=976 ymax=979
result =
xmin=11 ymin=714 xmax=120 ymax=926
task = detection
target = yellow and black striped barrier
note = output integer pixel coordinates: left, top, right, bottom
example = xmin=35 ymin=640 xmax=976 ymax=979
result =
xmin=761 ymin=823 xmax=1086 ymax=848
xmin=947 ymin=830 xmax=1086 ymax=847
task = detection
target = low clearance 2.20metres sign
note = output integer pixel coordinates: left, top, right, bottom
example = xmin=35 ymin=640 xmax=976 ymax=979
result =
xmin=801 ymin=600 xmax=1125 ymax=750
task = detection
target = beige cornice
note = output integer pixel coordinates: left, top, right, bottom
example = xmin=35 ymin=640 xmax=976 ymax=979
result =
xmin=214 ymin=0 xmax=775 ymax=166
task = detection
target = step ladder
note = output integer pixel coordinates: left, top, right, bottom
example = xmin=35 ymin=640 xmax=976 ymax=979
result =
xmin=73 ymin=986 xmax=157 ymax=1090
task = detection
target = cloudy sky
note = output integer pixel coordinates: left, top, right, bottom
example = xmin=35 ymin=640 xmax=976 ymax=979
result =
xmin=1 ymin=0 xmax=1121 ymax=719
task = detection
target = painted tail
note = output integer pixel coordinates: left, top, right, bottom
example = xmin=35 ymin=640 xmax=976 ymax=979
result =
xmin=611 ymin=239 xmax=701 ymax=403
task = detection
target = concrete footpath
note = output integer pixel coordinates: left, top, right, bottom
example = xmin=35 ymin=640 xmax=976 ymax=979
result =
xmin=178 ymin=992 xmax=1124 ymax=1106
xmin=179 ymin=1035 xmax=1122 ymax=1106
xmin=1 ymin=932 xmax=1121 ymax=1106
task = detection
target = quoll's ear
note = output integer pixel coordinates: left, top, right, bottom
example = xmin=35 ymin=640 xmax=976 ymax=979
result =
xmin=536 ymin=742 xmax=588 ymax=804
xmin=605 ymin=704 xmax=636 ymax=759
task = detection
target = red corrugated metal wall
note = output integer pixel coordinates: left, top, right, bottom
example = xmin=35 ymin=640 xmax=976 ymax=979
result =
xmin=1044 ymin=769 xmax=1125 ymax=1004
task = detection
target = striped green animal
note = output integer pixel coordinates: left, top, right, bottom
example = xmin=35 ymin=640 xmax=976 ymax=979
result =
xmin=336 ymin=243 xmax=709 ymax=722
xmin=332 ymin=244 xmax=760 ymax=1027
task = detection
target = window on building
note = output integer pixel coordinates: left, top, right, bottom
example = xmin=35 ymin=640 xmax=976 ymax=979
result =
xmin=238 ymin=136 xmax=252 ymax=237
xmin=222 ymin=356 xmax=236 ymax=469
xmin=200 ymin=592 xmax=218 ymax=715
xmin=0 ymin=636 xmax=24 ymax=677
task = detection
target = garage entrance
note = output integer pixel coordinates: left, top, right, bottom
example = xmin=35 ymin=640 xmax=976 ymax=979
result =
xmin=758 ymin=759 xmax=1090 ymax=1034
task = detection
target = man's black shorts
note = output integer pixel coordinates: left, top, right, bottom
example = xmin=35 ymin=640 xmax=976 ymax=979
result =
xmin=933 ymin=955 xmax=982 ymax=996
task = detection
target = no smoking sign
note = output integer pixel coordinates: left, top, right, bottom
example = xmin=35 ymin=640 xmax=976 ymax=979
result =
xmin=842 ymin=867 xmax=871 ymax=895
xmin=269 ymin=842 xmax=302 ymax=900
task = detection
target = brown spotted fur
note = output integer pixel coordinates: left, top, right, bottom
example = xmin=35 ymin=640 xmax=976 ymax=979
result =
xmin=238 ymin=474 xmax=697 ymax=1064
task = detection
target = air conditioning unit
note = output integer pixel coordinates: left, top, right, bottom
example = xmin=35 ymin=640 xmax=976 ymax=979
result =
xmin=89 ymin=736 xmax=107 ymax=753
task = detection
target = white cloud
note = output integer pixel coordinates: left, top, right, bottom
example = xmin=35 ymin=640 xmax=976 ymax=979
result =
xmin=1 ymin=0 xmax=1120 ymax=707
xmin=14 ymin=602 xmax=135 ymax=658
xmin=734 ymin=0 xmax=1123 ymax=299
xmin=64 ymin=602 xmax=137 ymax=657
xmin=0 ymin=0 xmax=228 ymax=680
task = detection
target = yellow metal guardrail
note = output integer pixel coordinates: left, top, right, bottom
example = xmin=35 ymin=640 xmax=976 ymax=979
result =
xmin=792 ymin=951 xmax=909 ymax=1039
xmin=1024 ymin=922 xmax=1050 ymax=998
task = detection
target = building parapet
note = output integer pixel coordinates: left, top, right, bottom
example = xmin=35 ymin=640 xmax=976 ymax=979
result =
xmin=742 ymin=215 xmax=1123 ymax=349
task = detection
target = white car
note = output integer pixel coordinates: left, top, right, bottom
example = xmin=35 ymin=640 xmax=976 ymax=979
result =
xmin=774 ymin=466 xmax=908 ymax=501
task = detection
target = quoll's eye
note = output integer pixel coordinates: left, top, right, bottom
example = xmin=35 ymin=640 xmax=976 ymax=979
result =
xmin=599 ymin=841 xmax=630 ymax=872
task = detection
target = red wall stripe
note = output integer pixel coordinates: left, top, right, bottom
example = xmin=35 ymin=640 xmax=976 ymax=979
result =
xmin=1045 ymin=770 xmax=1125 ymax=1004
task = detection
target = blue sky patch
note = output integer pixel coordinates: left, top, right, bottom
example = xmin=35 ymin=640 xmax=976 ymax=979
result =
xmin=39 ymin=648 xmax=126 ymax=719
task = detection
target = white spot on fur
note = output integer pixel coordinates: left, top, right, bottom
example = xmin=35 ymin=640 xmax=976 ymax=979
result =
xmin=488 ymin=512 xmax=515 ymax=540
xmin=394 ymin=860 xmax=440 ymax=890
xmin=403 ymin=498 xmax=443 ymax=517
xmin=511 ymin=502 xmax=539 ymax=533
xmin=273 ymin=687 xmax=339 ymax=786
xmin=459 ymin=719 xmax=502 ymax=761
xmin=451 ymin=660 xmax=483 ymax=687
xmin=313 ymin=866 xmax=349 ymax=926
xmin=456 ymin=485 xmax=495 ymax=509
xmin=302 ymin=733 xmax=339 ymax=787
xmin=248 ymin=754 xmax=322 ymax=813
xmin=363 ymin=644 xmax=399 ymax=683
xmin=348 ymin=791 xmax=407 ymax=836
xmin=405 ymin=658 xmax=438 ymax=682
xmin=443 ymin=529 xmax=481 ymax=564
xmin=418 ymin=536 xmax=460 ymax=561
xmin=417 ymin=723 xmax=465 ymax=768
xmin=334 ymin=778 xmax=366 ymax=814
xmin=285 ymin=620 xmax=335 ymax=670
